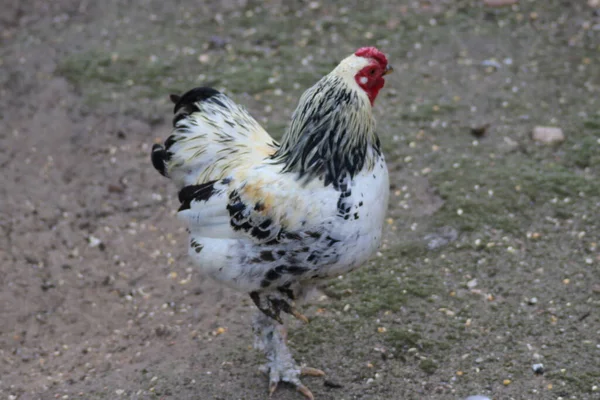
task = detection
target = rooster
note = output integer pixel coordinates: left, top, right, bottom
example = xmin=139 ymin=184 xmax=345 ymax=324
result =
xmin=151 ymin=47 xmax=392 ymax=399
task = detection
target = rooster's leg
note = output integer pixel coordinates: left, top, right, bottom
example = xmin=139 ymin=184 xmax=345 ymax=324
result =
xmin=252 ymin=310 xmax=325 ymax=399
xmin=250 ymin=290 xmax=309 ymax=324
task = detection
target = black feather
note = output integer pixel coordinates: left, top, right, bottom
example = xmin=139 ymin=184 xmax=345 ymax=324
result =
xmin=151 ymin=144 xmax=170 ymax=177
xmin=164 ymin=135 xmax=178 ymax=150
xmin=178 ymin=181 xmax=218 ymax=211
xmin=173 ymin=87 xmax=221 ymax=114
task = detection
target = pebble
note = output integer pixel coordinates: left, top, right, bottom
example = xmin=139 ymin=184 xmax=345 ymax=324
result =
xmin=424 ymin=227 xmax=458 ymax=250
xmin=88 ymin=236 xmax=102 ymax=248
xmin=213 ymin=327 xmax=227 ymax=336
xmin=532 ymin=126 xmax=565 ymax=144
xmin=529 ymin=297 xmax=538 ymax=305
xmin=198 ymin=54 xmax=210 ymax=64
xmin=481 ymin=59 xmax=502 ymax=69
xmin=465 ymin=396 xmax=491 ymax=400
xmin=532 ymin=363 xmax=544 ymax=375
xmin=208 ymin=35 xmax=228 ymax=49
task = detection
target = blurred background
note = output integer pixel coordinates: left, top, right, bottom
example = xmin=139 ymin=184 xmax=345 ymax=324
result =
xmin=1 ymin=0 xmax=599 ymax=399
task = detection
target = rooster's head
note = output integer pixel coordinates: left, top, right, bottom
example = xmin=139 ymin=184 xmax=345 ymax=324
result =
xmin=333 ymin=47 xmax=393 ymax=106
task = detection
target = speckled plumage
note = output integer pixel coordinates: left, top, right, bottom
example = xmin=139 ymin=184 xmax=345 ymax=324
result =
xmin=152 ymin=48 xmax=391 ymax=398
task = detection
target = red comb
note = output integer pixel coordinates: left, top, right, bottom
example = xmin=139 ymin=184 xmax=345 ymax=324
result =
xmin=355 ymin=47 xmax=388 ymax=67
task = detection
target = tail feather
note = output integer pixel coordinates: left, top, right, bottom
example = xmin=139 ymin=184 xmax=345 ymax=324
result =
xmin=151 ymin=87 xmax=278 ymax=189
xmin=151 ymin=143 xmax=169 ymax=177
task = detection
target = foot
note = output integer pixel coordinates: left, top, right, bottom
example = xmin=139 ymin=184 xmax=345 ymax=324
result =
xmin=259 ymin=364 xmax=325 ymax=399
xmin=253 ymin=311 xmax=324 ymax=399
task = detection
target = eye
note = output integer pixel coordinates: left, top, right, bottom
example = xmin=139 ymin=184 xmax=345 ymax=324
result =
xmin=370 ymin=68 xmax=376 ymax=75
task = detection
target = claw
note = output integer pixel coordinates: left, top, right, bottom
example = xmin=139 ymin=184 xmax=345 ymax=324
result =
xmin=269 ymin=381 xmax=278 ymax=397
xmin=301 ymin=367 xmax=325 ymax=377
xmin=296 ymin=384 xmax=314 ymax=400
xmin=291 ymin=308 xmax=309 ymax=324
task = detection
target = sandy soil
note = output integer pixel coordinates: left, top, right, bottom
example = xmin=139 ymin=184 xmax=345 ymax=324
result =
xmin=1 ymin=1 xmax=599 ymax=399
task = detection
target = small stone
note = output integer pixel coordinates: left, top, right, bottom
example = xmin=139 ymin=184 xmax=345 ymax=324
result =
xmin=503 ymin=379 xmax=511 ymax=385
xmin=532 ymin=126 xmax=565 ymax=144
xmin=108 ymin=184 xmax=125 ymax=193
xmin=481 ymin=59 xmax=502 ymax=69
xmin=208 ymin=35 xmax=228 ymax=49
xmin=212 ymin=327 xmax=227 ymax=336
xmin=198 ymin=54 xmax=210 ymax=64
xmin=324 ymin=380 xmax=343 ymax=389
xmin=467 ymin=279 xmax=478 ymax=289
xmin=115 ymin=389 xmax=124 ymax=395
xmin=424 ymin=227 xmax=458 ymax=250
xmin=465 ymin=396 xmax=491 ymax=400
xmin=532 ymin=363 xmax=544 ymax=375
xmin=529 ymin=297 xmax=538 ymax=305
xmin=471 ymin=124 xmax=490 ymax=138
xmin=88 ymin=236 xmax=102 ymax=248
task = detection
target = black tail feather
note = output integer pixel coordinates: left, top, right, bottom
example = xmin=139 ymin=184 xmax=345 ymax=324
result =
xmin=172 ymin=87 xmax=220 ymax=114
xmin=151 ymin=144 xmax=170 ymax=177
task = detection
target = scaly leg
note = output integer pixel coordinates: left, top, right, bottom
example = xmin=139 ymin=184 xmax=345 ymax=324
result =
xmin=252 ymin=310 xmax=325 ymax=399
xmin=250 ymin=290 xmax=309 ymax=324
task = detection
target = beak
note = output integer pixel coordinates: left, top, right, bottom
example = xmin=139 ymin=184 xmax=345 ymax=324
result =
xmin=383 ymin=64 xmax=394 ymax=76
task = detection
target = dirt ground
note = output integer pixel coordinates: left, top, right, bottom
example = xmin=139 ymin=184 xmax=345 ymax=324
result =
xmin=1 ymin=1 xmax=599 ymax=399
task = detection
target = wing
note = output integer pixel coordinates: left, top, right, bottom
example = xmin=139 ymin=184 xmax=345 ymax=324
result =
xmin=176 ymin=164 xmax=345 ymax=291
xmin=177 ymin=163 xmax=336 ymax=244
xmin=151 ymin=87 xmax=279 ymax=189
